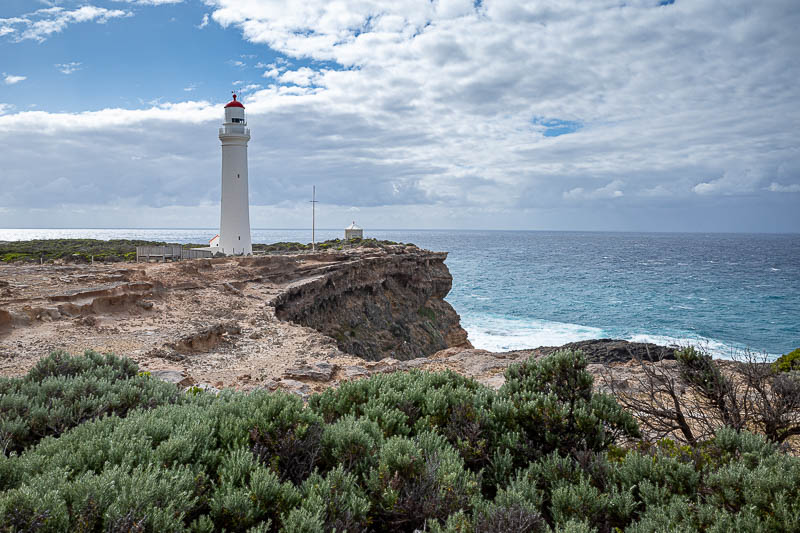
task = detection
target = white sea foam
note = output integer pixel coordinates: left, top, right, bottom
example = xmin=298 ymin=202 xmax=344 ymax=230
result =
xmin=464 ymin=316 xmax=603 ymax=352
xmin=625 ymin=333 xmax=779 ymax=360
xmin=626 ymin=333 xmax=731 ymax=356
xmin=464 ymin=315 xmax=780 ymax=360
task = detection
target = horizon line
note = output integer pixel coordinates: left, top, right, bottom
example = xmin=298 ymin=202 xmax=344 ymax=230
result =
xmin=1 ymin=227 xmax=799 ymax=236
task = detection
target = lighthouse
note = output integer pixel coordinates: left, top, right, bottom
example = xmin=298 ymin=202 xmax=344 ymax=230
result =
xmin=216 ymin=94 xmax=252 ymax=255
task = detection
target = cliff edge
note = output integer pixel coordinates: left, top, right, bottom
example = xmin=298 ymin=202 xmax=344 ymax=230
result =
xmin=273 ymin=247 xmax=471 ymax=361
xmin=0 ymin=242 xmax=677 ymax=399
xmin=0 ymin=244 xmax=471 ymax=387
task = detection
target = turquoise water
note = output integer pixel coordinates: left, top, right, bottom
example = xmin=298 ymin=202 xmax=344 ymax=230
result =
xmin=2 ymin=229 xmax=798 ymax=358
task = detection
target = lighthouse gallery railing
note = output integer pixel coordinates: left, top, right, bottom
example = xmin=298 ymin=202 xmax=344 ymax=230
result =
xmin=219 ymin=126 xmax=250 ymax=135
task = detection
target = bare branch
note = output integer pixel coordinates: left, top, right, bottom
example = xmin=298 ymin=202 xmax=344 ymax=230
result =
xmin=602 ymin=345 xmax=800 ymax=448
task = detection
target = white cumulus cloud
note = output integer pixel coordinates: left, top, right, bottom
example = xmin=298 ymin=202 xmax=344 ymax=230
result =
xmin=0 ymin=6 xmax=130 ymax=43
xmin=113 ymin=0 xmax=184 ymax=5
xmin=563 ymin=180 xmax=625 ymax=201
xmin=3 ymin=74 xmax=26 ymax=85
xmin=693 ymin=169 xmax=764 ymax=196
xmin=55 ymin=62 xmax=82 ymax=74
xmin=279 ymin=67 xmax=317 ymax=87
xmin=237 ymin=84 xmax=262 ymax=93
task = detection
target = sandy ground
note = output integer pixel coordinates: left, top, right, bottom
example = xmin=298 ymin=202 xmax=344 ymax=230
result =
xmin=0 ymin=256 xmax=372 ymax=390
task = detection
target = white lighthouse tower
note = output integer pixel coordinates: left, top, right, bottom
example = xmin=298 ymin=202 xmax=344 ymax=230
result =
xmin=216 ymin=93 xmax=252 ymax=255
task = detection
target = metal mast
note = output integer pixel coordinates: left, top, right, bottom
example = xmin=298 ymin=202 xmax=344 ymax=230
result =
xmin=310 ymin=186 xmax=318 ymax=251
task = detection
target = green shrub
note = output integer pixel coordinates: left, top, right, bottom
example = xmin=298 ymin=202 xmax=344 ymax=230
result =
xmin=248 ymin=394 xmax=324 ymax=484
xmin=472 ymin=501 xmax=548 ymax=533
xmin=319 ymin=415 xmax=383 ymax=478
xmin=366 ymin=431 xmax=480 ymax=532
xmin=0 ymin=350 xmax=181 ymax=454
xmin=0 ymin=239 xmax=185 ymax=264
xmin=0 ymin=238 xmax=408 ymax=264
xmin=774 ymin=348 xmax=800 ymax=372
xmin=208 ymin=447 xmax=299 ymax=531
xmin=1 ymin=253 xmax=33 ymax=263
xmin=2 ymin=350 xmax=799 ymax=532
xmin=25 ymin=349 xmax=139 ymax=382
xmin=495 ymin=350 xmax=640 ymax=465
xmin=283 ymin=465 xmax=370 ymax=532
xmin=309 ymin=368 xmax=481 ymax=427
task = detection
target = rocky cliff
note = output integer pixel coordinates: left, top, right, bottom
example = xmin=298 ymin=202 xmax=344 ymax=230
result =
xmin=273 ymin=247 xmax=472 ymax=361
xmin=0 ymin=242 xmax=677 ymax=400
xmin=0 ymin=244 xmax=471 ymax=384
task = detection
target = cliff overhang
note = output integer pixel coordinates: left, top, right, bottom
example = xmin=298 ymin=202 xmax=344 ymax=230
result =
xmin=272 ymin=248 xmax=471 ymax=361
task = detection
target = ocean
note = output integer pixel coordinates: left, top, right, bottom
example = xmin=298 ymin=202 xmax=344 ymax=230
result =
xmin=2 ymin=228 xmax=798 ymax=359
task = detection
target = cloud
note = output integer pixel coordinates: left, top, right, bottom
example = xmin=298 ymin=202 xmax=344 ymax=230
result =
xmin=113 ymin=0 xmax=184 ymax=5
xmin=767 ymin=182 xmax=800 ymax=193
xmin=0 ymin=100 xmax=218 ymax=133
xmin=1 ymin=0 xmax=799 ymax=231
xmin=0 ymin=104 xmax=13 ymax=115
xmin=197 ymin=13 xmax=209 ymax=29
xmin=199 ymin=0 xmax=798 ymax=209
xmin=278 ymin=67 xmax=317 ymax=87
xmin=640 ymin=184 xmax=672 ymax=198
xmin=1 ymin=6 xmax=130 ymax=43
xmin=693 ymin=169 xmax=763 ymax=196
xmin=55 ymin=62 xmax=82 ymax=74
xmin=228 ymin=60 xmax=246 ymax=68
xmin=563 ymin=180 xmax=624 ymax=201
xmin=3 ymin=74 xmax=26 ymax=85
xmin=237 ymin=84 xmax=262 ymax=93
xmin=260 ymin=62 xmax=287 ymax=79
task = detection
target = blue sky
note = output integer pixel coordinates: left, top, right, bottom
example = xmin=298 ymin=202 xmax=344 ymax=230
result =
xmin=1 ymin=1 xmax=288 ymax=112
xmin=1 ymin=0 xmax=799 ymax=232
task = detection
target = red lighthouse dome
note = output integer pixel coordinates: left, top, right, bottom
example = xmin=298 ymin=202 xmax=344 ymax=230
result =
xmin=225 ymin=94 xmax=244 ymax=108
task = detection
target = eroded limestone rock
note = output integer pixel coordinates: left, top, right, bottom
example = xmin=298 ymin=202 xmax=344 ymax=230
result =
xmin=272 ymin=248 xmax=472 ymax=361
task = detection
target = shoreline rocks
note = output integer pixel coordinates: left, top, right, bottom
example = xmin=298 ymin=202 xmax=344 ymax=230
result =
xmin=533 ymin=338 xmax=678 ymax=363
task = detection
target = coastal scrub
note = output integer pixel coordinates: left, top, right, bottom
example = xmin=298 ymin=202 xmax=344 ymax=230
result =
xmin=1 ymin=350 xmax=799 ymax=531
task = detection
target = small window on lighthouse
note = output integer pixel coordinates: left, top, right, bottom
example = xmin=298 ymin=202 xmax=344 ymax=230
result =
xmin=237 ymin=174 xmax=240 ymax=179
xmin=238 ymin=236 xmax=241 ymax=240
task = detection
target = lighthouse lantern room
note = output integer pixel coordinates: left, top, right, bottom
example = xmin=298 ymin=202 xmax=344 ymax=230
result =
xmin=215 ymin=93 xmax=253 ymax=255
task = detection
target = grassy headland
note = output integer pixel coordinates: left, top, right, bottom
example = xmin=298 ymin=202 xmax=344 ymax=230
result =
xmin=0 ymin=238 xmax=406 ymax=263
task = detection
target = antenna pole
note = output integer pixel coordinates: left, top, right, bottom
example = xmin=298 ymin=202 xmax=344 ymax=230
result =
xmin=310 ymin=186 xmax=318 ymax=252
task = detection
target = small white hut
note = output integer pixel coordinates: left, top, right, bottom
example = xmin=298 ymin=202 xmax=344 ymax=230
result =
xmin=345 ymin=221 xmax=363 ymax=240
